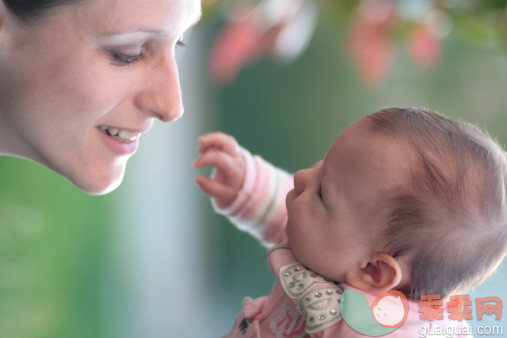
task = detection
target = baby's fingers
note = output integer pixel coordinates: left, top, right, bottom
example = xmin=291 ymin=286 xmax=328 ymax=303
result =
xmin=195 ymin=175 xmax=237 ymax=205
xmin=194 ymin=150 xmax=238 ymax=179
xmin=197 ymin=132 xmax=239 ymax=157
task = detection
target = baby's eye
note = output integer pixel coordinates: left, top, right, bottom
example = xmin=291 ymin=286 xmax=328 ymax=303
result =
xmin=176 ymin=39 xmax=186 ymax=47
xmin=316 ymin=185 xmax=323 ymax=200
xmin=176 ymin=34 xmax=186 ymax=47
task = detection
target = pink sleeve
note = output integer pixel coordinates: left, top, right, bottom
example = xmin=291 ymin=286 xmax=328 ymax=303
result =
xmin=213 ymin=147 xmax=294 ymax=246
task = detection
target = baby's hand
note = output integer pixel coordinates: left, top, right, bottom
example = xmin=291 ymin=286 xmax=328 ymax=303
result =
xmin=194 ymin=132 xmax=246 ymax=208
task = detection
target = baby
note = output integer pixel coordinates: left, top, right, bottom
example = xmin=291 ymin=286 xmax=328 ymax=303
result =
xmin=194 ymin=107 xmax=506 ymax=337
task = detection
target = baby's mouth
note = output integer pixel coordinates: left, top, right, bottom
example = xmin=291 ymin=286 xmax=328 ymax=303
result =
xmin=98 ymin=125 xmax=141 ymax=143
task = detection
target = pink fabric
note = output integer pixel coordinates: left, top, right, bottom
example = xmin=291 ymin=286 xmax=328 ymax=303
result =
xmin=216 ymin=149 xmax=472 ymax=337
xmin=214 ymin=148 xmax=292 ymax=246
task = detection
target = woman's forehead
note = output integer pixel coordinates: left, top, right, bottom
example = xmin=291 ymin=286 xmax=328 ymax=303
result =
xmin=75 ymin=0 xmax=201 ymax=37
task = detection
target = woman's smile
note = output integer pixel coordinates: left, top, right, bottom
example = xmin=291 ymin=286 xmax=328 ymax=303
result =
xmin=97 ymin=122 xmax=153 ymax=156
xmin=98 ymin=125 xmax=143 ymax=142
xmin=98 ymin=128 xmax=139 ymax=156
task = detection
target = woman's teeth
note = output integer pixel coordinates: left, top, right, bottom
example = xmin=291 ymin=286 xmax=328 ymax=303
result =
xmin=98 ymin=125 xmax=141 ymax=142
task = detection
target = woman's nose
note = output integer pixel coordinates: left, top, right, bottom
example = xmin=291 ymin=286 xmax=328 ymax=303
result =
xmin=293 ymin=168 xmax=310 ymax=195
xmin=135 ymin=53 xmax=184 ymax=122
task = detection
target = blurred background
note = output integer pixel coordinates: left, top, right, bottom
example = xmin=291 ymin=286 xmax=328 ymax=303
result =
xmin=1 ymin=0 xmax=506 ymax=337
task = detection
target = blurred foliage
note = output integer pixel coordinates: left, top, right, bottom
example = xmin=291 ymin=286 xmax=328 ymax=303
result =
xmin=204 ymin=0 xmax=507 ymax=50
xmin=203 ymin=0 xmax=507 ymax=87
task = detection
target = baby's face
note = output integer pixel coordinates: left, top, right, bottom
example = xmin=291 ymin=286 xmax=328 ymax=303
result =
xmin=285 ymin=117 xmax=410 ymax=282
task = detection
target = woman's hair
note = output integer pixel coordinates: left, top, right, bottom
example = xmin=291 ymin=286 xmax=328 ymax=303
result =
xmin=366 ymin=107 xmax=506 ymax=300
xmin=2 ymin=0 xmax=80 ymax=21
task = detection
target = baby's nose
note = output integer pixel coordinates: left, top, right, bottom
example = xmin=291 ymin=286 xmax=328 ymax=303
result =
xmin=293 ymin=169 xmax=308 ymax=195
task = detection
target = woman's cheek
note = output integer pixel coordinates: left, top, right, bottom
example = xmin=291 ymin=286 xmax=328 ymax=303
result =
xmin=68 ymin=69 xmax=127 ymax=115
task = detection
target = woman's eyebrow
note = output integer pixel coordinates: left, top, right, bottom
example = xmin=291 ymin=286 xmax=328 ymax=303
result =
xmin=99 ymin=28 xmax=166 ymax=38
xmin=99 ymin=11 xmax=202 ymax=38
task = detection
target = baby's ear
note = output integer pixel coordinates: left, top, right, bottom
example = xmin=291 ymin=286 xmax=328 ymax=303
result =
xmin=345 ymin=253 xmax=402 ymax=293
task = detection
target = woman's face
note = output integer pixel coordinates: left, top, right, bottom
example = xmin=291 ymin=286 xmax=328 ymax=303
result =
xmin=0 ymin=0 xmax=201 ymax=194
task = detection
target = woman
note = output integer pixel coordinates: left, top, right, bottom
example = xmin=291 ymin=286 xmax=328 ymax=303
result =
xmin=0 ymin=0 xmax=201 ymax=194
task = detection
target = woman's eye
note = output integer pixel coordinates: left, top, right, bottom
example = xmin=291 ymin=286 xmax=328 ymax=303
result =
xmin=110 ymin=51 xmax=144 ymax=66
xmin=316 ymin=185 xmax=323 ymax=200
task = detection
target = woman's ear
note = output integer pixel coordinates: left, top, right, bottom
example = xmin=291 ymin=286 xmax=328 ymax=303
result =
xmin=345 ymin=253 xmax=402 ymax=293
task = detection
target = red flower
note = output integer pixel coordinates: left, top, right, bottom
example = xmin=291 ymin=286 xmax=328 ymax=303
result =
xmin=208 ymin=0 xmax=318 ymax=84
xmin=208 ymin=8 xmax=263 ymax=84
xmin=345 ymin=0 xmax=397 ymax=88
xmin=407 ymin=23 xmax=442 ymax=68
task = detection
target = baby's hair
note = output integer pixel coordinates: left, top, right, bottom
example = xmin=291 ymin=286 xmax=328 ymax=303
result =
xmin=366 ymin=107 xmax=506 ymax=300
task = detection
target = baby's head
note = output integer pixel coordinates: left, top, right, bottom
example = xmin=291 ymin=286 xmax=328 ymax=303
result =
xmin=285 ymin=107 xmax=506 ymax=300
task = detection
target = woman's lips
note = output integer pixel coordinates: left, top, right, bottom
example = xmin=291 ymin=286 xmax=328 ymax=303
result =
xmin=98 ymin=125 xmax=142 ymax=142
xmin=98 ymin=126 xmax=140 ymax=156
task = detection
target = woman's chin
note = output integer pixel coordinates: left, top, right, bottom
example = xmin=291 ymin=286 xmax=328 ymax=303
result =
xmin=71 ymin=165 xmax=126 ymax=195
xmin=85 ymin=178 xmax=123 ymax=195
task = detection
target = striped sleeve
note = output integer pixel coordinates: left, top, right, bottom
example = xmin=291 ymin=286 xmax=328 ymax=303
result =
xmin=212 ymin=147 xmax=294 ymax=246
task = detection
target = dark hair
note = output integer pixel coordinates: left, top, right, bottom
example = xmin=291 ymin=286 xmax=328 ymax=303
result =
xmin=366 ymin=107 xmax=506 ymax=300
xmin=2 ymin=0 xmax=80 ymax=21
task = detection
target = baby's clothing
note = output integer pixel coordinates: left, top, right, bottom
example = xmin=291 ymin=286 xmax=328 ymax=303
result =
xmin=227 ymin=244 xmax=345 ymax=337
xmin=214 ymin=148 xmax=471 ymax=337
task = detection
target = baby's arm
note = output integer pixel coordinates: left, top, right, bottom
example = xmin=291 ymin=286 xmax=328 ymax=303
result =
xmin=194 ymin=132 xmax=293 ymax=246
